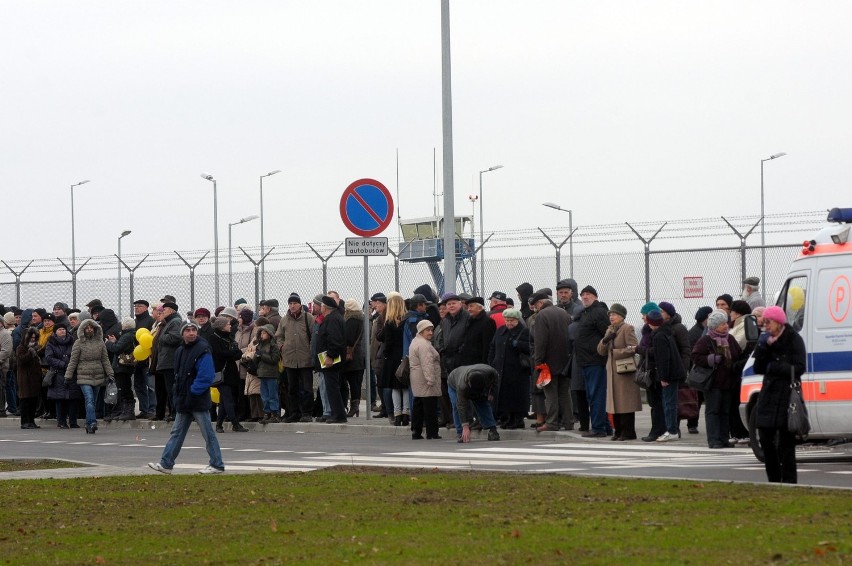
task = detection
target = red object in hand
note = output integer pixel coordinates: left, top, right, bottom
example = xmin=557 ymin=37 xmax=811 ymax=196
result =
xmin=535 ymin=363 xmax=552 ymax=389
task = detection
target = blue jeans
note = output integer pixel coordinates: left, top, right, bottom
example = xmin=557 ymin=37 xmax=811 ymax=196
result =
xmin=447 ymin=384 xmax=497 ymax=436
xmin=661 ymin=383 xmax=679 ymax=434
xmin=158 ymin=410 xmax=224 ymax=471
xmin=259 ymin=377 xmax=279 ymax=414
xmin=5 ymin=370 xmax=16 ymax=413
xmin=319 ymin=373 xmax=331 ymax=417
xmin=80 ymin=384 xmax=102 ymax=427
xmin=582 ymin=365 xmax=611 ymax=434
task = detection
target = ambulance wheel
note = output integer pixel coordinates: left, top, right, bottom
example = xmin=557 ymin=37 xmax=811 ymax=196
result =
xmin=748 ymin=407 xmax=766 ymax=463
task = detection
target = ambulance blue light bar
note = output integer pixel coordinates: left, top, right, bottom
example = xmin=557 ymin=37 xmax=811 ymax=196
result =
xmin=827 ymin=208 xmax=852 ymax=223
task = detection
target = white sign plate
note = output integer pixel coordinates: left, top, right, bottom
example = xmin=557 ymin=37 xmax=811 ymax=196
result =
xmin=683 ymin=276 xmax=704 ymax=299
xmin=345 ymin=237 xmax=389 ymax=256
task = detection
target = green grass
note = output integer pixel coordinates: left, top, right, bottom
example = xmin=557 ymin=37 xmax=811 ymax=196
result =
xmin=0 ymin=459 xmax=84 ymax=472
xmin=0 ymin=468 xmax=848 ymax=564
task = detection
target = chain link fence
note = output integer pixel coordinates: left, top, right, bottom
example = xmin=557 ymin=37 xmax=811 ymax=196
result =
xmin=0 ymin=211 xmax=823 ymax=320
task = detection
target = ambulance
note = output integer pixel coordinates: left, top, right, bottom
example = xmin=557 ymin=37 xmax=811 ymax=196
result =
xmin=740 ymin=207 xmax=852 ymax=461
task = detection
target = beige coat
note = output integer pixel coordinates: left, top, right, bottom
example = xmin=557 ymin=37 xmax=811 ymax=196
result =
xmin=275 ymin=310 xmax=315 ymax=368
xmin=240 ymin=327 xmax=261 ymax=396
xmin=597 ymin=322 xmax=642 ymax=414
xmin=409 ymin=335 xmax=441 ymax=398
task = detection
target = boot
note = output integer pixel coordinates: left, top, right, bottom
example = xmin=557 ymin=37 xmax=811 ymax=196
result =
xmin=232 ymin=423 xmax=249 ymax=432
xmin=119 ymin=401 xmax=136 ymax=421
xmin=259 ymin=413 xmax=270 ymax=425
xmin=347 ymin=399 xmax=360 ymax=418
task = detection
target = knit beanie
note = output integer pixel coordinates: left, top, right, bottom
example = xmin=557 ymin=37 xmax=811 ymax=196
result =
xmin=694 ymin=306 xmax=713 ymax=323
xmin=212 ymin=316 xmax=230 ymax=331
xmin=502 ymin=308 xmax=522 ymax=320
xmin=706 ymin=310 xmax=729 ymax=330
xmin=658 ymin=301 xmax=677 ymax=317
xmin=646 ymin=309 xmax=664 ymax=326
xmin=640 ymin=302 xmax=659 ymax=316
xmin=762 ymin=306 xmax=787 ymax=325
xmin=239 ymin=309 xmax=254 ymax=324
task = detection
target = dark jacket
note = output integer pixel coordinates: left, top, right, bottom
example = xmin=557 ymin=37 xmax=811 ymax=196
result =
xmin=198 ymin=321 xmax=214 ymax=342
xmin=156 ymin=312 xmax=183 ymax=371
xmin=45 ymin=332 xmax=81 ymax=400
xmin=531 ymin=302 xmax=573 ymax=376
xmin=172 ymin=336 xmax=215 ymax=414
xmin=753 ymin=325 xmax=806 ymax=428
xmin=447 ymin=363 xmax=498 ymax=424
xmin=135 ymin=311 xmax=155 ymax=331
xmin=664 ymin=314 xmax=691 ymax=373
xmin=208 ymin=329 xmax=243 ymax=386
xmin=16 ymin=328 xmax=42 ymax=398
xmin=650 ymin=324 xmax=687 ymax=383
xmin=105 ymin=328 xmax=136 ymax=375
xmin=458 ymin=311 xmax=497 ymax=367
xmin=378 ymin=319 xmax=405 ymax=389
xmin=97 ymin=309 xmax=122 ymax=339
xmin=438 ymin=309 xmax=470 ymax=374
xmin=254 ymin=325 xmax=281 ymax=378
xmin=343 ymin=310 xmax=366 ymax=373
xmin=691 ymin=333 xmax=743 ymax=390
xmin=315 ymin=308 xmax=345 ymax=372
xmin=687 ymin=322 xmax=706 ymax=349
xmin=488 ymin=324 xmax=531 ymax=413
xmin=574 ymin=300 xmax=609 ymax=367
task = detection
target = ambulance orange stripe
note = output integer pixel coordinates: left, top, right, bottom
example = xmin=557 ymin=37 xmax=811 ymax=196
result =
xmin=741 ymin=379 xmax=852 ymax=404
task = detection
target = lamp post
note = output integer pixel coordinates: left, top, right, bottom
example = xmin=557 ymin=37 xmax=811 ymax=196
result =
xmin=201 ymin=173 xmax=219 ymax=307
xmin=478 ymin=164 xmax=503 ymax=294
xmin=117 ymin=230 xmax=131 ymax=317
xmin=259 ymin=169 xmax=281 ymax=298
xmin=760 ymin=152 xmax=787 ymax=293
xmin=70 ymin=180 xmax=90 ymax=274
xmin=542 ymin=202 xmax=574 ymax=277
xmin=228 ymin=215 xmax=259 ymax=305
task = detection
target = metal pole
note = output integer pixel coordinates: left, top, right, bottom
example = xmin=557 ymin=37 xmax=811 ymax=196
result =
xmin=441 ymin=0 xmax=456 ymax=294
xmin=213 ymin=179 xmax=219 ymax=307
xmin=479 ymin=170 xmax=484 ymax=293
xmin=569 ymin=210 xmax=574 ymax=278
xmin=229 ymin=222 xmax=233 ymax=306
xmin=556 ymin=248 xmax=561 ymax=282
xmin=117 ymin=236 xmax=121 ymax=316
xmin=626 ymin=223 xmax=667 ymax=304
xmin=254 ymin=262 xmax=260 ymax=310
xmin=260 ymin=175 xmax=265 ymax=298
xmin=176 ymin=251 xmax=209 ymax=312
xmin=760 ymin=158 xmax=765 ymax=294
xmin=363 ymin=255 xmax=371 ymax=419
xmin=69 ymin=179 xmax=89 ymax=308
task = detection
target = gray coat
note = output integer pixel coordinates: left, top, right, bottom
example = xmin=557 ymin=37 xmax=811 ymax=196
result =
xmin=156 ymin=312 xmax=183 ymax=371
xmin=531 ymin=302 xmax=573 ymax=377
xmin=275 ymin=310 xmax=315 ymax=368
xmin=0 ymin=327 xmax=12 ymax=373
xmin=65 ymin=319 xmax=113 ymax=387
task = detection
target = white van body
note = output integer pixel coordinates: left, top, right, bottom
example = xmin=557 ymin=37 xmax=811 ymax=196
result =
xmin=740 ymin=210 xmax=852 ymax=445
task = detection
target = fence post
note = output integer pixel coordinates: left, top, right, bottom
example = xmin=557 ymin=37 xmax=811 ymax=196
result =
xmin=239 ymin=247 xmax=275 ymax=309
xmin=537 ymin=227 xmax=577 ymax=282
xmin=721 ymin=217 xmax=761 ymax=286
xmin=116 ymin=254 xmax=150 ymax=308
xmin=2 ymin=260 xmax=34 ymax=307
xmin=306 ymin=242 xmax=343 ymax=293
xmin=56 ymin=258 xmax=90 ymax=309
xmin=387 ymin=241 xmax=413 ymax=292
xmin=626 ymin=223 xmax=667 ymax=303
xmin=175 ymin=251 xmax=209 ymax=311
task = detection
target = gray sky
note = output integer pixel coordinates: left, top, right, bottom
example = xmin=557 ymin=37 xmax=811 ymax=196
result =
xmin=3 ymin=1 xmax=850 ymax=263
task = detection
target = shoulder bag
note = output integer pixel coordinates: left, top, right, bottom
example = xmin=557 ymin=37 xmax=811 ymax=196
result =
xmin=685 ymin=364 xmax=715 ymax=392
xmin=42 ymin=368 xmax=57 ymax=388
xmin=395 ymin=355 xmax=411 ymax=387
xmin=211 ymin=371 xmax=224 ymax=387
xmin=615 ymin=355 xmax=637 ymax=374
xmin=787 ymin=367 xmax=810 ymax=438
xmin=633 ymin=357 xmax=653 ymax=389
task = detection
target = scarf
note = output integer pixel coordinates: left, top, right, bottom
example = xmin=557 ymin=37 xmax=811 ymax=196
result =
xmin=707 ymin=327 xmax=732 ymax=363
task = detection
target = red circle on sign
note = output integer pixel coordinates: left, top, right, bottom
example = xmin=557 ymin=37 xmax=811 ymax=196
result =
xmin=339 ymin=178 xmax=395 ymax=237
xmin=828 ymin=275 xmax=851 ymax=323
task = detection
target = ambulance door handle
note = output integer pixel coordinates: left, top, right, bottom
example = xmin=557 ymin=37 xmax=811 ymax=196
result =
xmin=819 ymin=381 xmax=826 ymax=394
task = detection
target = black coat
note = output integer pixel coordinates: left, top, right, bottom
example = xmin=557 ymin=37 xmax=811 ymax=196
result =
xmin=45 ymin=333 xmax=81 ymax=400
xmin=691 ymin=333 xmax=742 ymax=390
xmin=753 ymin=325 xmax=806 ymax=428
xmin=315 ymin=309 xmax=345 ymax=372
xmin=488 ymin=324 xmax=531 ymax=413
xmin=97 ymin=309 xmax=122 ymax=340
xmin=105 ymin=328 xmax=136 ymax=376
xmin=173 ymin=337 xmax=214 ymax=414
xmin=378 ymin=319 xmax=405 ymax=389
xmin=343 ymin=312 xmax=366 ymax=372
xmin=438 ymin=309 xmax=470 ymax=374
xmin=574 ymin=300 xmax=609 ymax=367
xmin=135 ymin=311 xmax=155 ymax=331
xmin=650 ymin=324 xmax=687 ymax=383
xmin=458 ymin=311 xmax=496 ymax=367
xmin=208 ymin=329 xmax=243 ymax=386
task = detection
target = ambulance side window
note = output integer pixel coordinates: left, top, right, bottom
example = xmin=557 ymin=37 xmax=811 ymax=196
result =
xmin=781 ymin=276 xmax=807 ymax=332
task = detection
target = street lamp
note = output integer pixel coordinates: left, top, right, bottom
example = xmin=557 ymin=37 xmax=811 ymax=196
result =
xmin=259 ymin=169 xmax=281 ymax=298
xmin=543 ymin=202 xmax=574 ymax=277
xmin=201 ymin=173 xmax=219 ymax=307
xmin=467 ymin=195 xmax=478 ymax=238
xmin=117 ymin=230 xmax=131 ymax=317
xmin=70 ymin=180 xmax=90 ymax=274
xmin=760 ymin=152 xmax=787 ymax=293
xmin=478 ymin=164 xmax=503 ymax=294
xmin=229 ymin=215 xmax=260 ymax=305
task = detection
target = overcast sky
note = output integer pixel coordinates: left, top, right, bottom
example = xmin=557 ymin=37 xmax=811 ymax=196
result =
xmin=2 ymin=1 xmax=850 ymax=265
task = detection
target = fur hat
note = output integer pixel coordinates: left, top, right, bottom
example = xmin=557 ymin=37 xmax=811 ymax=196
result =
xmin=212 ymin=316 xmax=231 ymax=331
xmin=220 ymin=307 xmax=239 ymax=319
xmin=239 ymin=309 xmax=254 ymax=324
xmin=3 ymin=312 xmax=15 ymax=327
xmin=730 ymin=300 xmax=752 ymax=316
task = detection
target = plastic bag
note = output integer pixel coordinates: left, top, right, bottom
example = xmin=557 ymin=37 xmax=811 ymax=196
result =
xmin=104 ymin=378 xmax=119 ymax=405
xmin=535 ymin=363 xmax=552 ymax=390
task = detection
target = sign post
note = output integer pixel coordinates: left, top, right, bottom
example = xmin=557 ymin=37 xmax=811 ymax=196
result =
xmin=340 ymin=179 xmax=395 ymax=421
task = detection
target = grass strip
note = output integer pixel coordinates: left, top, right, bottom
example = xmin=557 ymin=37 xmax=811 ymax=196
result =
xmin=0 ymin=459 xmax=84 ymax=473
xmin=0 ymin=468 xmax=848 ymax=564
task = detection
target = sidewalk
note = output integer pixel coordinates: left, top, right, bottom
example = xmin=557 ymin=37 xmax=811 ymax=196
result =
xmin=0 ymin=401 xmax=718 ymax=447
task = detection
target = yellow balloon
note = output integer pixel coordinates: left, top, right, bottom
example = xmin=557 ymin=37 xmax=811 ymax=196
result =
xmin=210 ymin=387 xmax=220 ymax=404
xmin=135 ymin=327 xmax=151 ymax=341
xmin=133 ymin=345 xmax=150 ymax=361
xmin=788 ymin=286 xmax=805 ymax=311
xmin=138 ymin=333 xmax=154 ymax=349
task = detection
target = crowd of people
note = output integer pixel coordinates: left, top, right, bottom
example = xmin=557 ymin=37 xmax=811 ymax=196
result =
xmin=0 ymin=273 xmax=803 ymax=482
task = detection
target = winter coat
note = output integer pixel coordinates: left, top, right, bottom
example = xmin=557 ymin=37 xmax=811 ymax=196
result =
xmin=687 ymin=322 xmax=706 ymax=349
xmin=208 ymin=329 xmax=243 ymax=387
xmin=314 ymin=309 xmax=345 ymax=372
xmin=447 ymin=364 xmax=497 ymax=424
xmin=105 ymin=328 xmax=136 ymax=376
xmin=135 ymin=311 xmax=155 ymax=331
xmin=198 ymin=321 xmax=214 ymax=342
xmin=664 ymin=314 xmax=692 ymax=374
xmin=531 ymin=303 xmax=572 ymax=377
xmin=65 ymin=319 xmax=113 ymax=387
xmin=650 ymin=324 xmax=686 ymax=384
xmin=16 ymin=329 xmax=43 ymax=398
xmin=173 ymin=336 xmax=214 ymax=414
xmin=265 ymin=309 xmax=282 ymax=330
xmin=691 ymin=333 xmax=743 ymax=390
xmin=370 ymin=312 xmax=385 ymax=378
xmin=0 ymin=327 xmax=12 ymax=374
xmin=402 ymin=310 xmax=428 ymax=356
xmin=597 ymin=322 xmax=642 ymax=413
xmin=97 ymin=308 xmax=122 ymax=339
xmin=488 ymin=323 xmax=531 ymax=414
xmin=438 ymin=309 xmax=470 ymax=374
xmin=753 ymin=325 xmax=806 ymax=428
xmin=241 ymin=327 xmax=261 ymax=396
xmin=458 ymin=311 xmax=496 ymax=367
xmin=409 ymin=334 xmax=441 ymax=398
xmin=156 ymin=312 xmax=184 ymax=371
xmin=253 ymin=325 xmax=280 ymax=378
xmin=378 ymin=319 xmax=405 ymax=389
xmin=574 ymin=300 xmax=610 ymax=367
xmin=45 ymin=332 xmax=81 ymax=400
xmin=343 ymin=310 xmax=366 ymax=372
xmin=729 ymin=316 xmax=747 ymax=350
xmin=275 ymin=310 xmax=315 ymax=368
xmin=12 ymin=309 xmax=33 ymax=349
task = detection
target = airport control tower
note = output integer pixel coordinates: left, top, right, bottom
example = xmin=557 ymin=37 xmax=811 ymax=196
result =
xmin=397 ymin=215 xmax=475 ymax=295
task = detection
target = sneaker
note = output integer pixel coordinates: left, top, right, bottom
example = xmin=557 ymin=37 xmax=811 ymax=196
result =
xmin=736 ymin=437 xmax=750 ymax=445
xmin=148 ymin=462 xmax=173 ymax=474
xmin=656 ymin=432 xmax=678 ymax=442
xmin=487 ymin=429 xmax=501 ymax=441
xmin=198 ymin=465 xmax=224 ymax=475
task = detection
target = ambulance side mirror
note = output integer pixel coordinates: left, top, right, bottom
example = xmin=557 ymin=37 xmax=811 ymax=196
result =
xmin=744 ymin=314 xmax=760 ymax=344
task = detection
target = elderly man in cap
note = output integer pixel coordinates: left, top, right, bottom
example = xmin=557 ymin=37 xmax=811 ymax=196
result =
xmin=574 ymin=285 xmax=612 ymax=437
xmin=529 ymin=289 xmax=574 ymax=432
xmin=459 ymin=297 xmax=496 ymax=367
xmin=437 ymin=293 xmax=471 ymax=377
xmin=742 ymin=277 xmax=765 ymax=309
xmin=154 ymin=301 xmax=183 ymax=421
xmin=276 ymin=293 xmax=316 ymax=423
xmin=258 ymin=299 xmax=282 ymax=330
xmin=148 ymin=320 xmax=225 ymax=475
xmin=131 ymin=299 xmax=156 ymax=419
xmin=368 ymin=292 xmax=387 ymax=414
xmin=315 ymin=295 xmax=348 ymax=423
xmin=488 ymin=291 xmax=509 ymax=328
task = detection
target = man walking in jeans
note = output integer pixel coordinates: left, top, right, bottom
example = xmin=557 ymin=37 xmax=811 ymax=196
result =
xmin=574 ymin=286 xmax=612 ymax=437
xmin=148 ymin=321 xmax=224 ymax=474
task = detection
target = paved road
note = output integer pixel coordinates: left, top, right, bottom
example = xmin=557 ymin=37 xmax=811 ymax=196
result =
xmin=1 ymin=416 xmax=850 ymax=488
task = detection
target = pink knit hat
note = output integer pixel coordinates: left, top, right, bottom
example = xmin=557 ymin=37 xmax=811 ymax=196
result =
xmin=762 ymin=305 xmax=786 ymax=325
